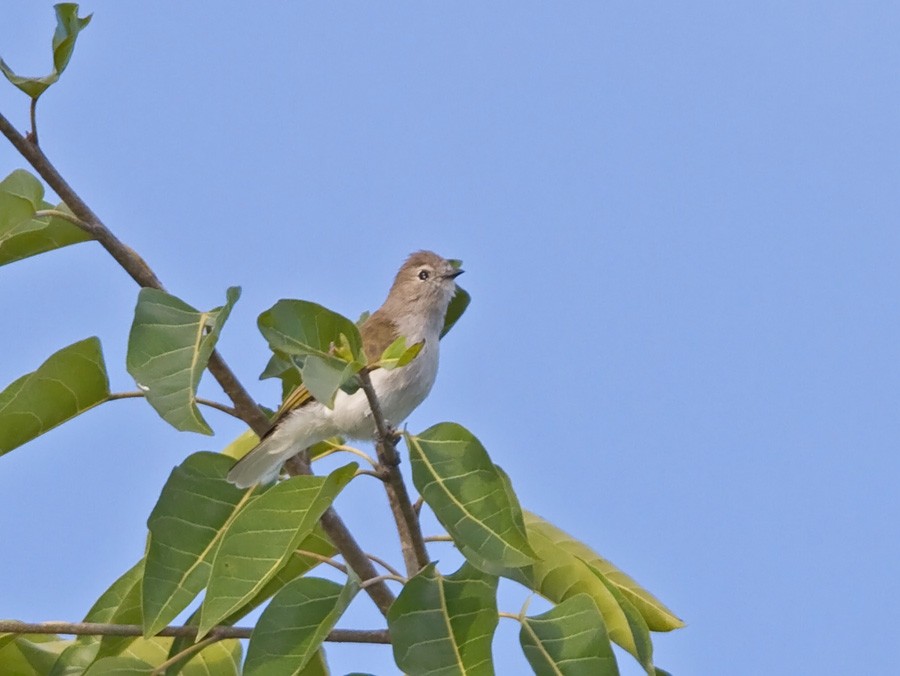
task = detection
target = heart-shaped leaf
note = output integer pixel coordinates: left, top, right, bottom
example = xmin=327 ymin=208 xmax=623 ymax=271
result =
xmin=388 ymin=562 xmax=499 ymax=675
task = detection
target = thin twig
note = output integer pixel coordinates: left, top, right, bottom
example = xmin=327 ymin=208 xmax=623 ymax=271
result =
xmin=151 ymin=635 xmax=218 ymax=675
xmin=498 ymin=611 xmax=522 ymax=622
xmin=355 ymin=469 xmax=386 ymax=481
xmin=295 ymin=548 xmax=348 ymax=574
xmin=360 ymin=573 xmax=407 ymax=590
xmin=423 ymin=535 xmax=453 ymax=543
xmin=357 ymin=369 xmax=430 ymax=577
xmin=312 ymin=444 xmax=378 ymax=468
xmin=0 ymin=620 xmax=390 ymax=644
xmin=107 ymin=391 xmax=240 ymax=420
xmin=365 ymin=552 xmax=404 ymax=578
xmin=34 ymin=208 xmax=87 ymax=228
xmin=413 ymin=495 xmax=424 ymax=515
xmin=0 ymin=110 xmax=396 ymax=617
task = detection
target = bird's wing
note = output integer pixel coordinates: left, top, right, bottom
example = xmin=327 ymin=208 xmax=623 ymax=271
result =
xmin=260 ymin=383 xmax=315 ymax=438
xmin=360 ymin=310 xmax=400 ymax=363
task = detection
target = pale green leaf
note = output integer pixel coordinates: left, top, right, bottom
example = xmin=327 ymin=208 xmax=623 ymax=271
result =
xmin=0 ymin=337 xmax=109 ymax=457
xmin=142 ymin=452 xmax=253 ymax=637
xmin=93 ymin=562 xmax=145 ymax=660
xmin=519 ymin=595 xmax=619 ymax=676
xmin=82 ymin=656 xmax=153 ymax=675
xmin=49 ymin=641 xmax=99 ymax=676
xmin=388 ymin=562 xmax=499 ymax=676
xmin=126 ymin=287 xmax=240 ymax=435
xmin=0 ymin=170 xmax=91 ymax=266
xmin=198 ymin=463 xmax=356 ymax=637
xmin=180 ymin=640 xmax=242 ymax=676
xmin=244 ymin=577 xmax=357 ymax=675
xmin=375 ymin=336 xmax=424 ymax=370
xmin=0 ymin=4 xmax=92 ymax=99
xmin=407 ymin=423 xmax=535 ymax=571
xmin=15 ymin=637 xmax=72 ymax=673
xmin=501 ymin=512 xmax=682 ymax=669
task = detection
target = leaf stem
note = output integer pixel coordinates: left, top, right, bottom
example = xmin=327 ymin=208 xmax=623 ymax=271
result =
xmin=357 ymin=368 xmax=430 ymax=577
xmin=28 ymin=97 xmax=38 ymax=146
xmin=294 ymin=548 xmax=348 ymax=574
xmin=313 ymin=443 xmax=378 ymax=468
xmin=365 ymin=552 xmax=404 ymax=578
xmin=423 ymin=535 xmax=454 ymax=543
xmin=107 ymin=391 xmax=240 ymax=420
xmin=359 ymin=573 xmax=407 ymax=589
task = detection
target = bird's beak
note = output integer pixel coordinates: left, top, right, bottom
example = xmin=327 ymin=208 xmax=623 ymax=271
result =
xmin=445 ymin=269 xmax=465 ymax=279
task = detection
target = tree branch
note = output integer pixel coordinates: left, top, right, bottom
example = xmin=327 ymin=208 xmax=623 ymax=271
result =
xmin=0 ymin=620 xmax=390 ymax=644
xmin=0 ymin=109 xmax=395 ymax=617
xmin=357 ymin=369 xmax=430 ymax=577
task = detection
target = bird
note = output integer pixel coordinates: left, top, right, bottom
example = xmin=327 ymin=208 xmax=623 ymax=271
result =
xmin=227 ymin=250 xmax=463 ymax=488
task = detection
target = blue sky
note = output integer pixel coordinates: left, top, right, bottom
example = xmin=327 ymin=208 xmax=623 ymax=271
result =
xmin=2 ymin=2 xmax=899 ymax=674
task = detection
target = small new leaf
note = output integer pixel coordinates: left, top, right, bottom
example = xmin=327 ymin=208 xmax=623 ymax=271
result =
xmin=441 ymin=286 xmax=470 ymax=339
xmin=0 ymin=4 xmax=92 ymax=99
xmin=376 ymin=336 xmax=424 ymax=370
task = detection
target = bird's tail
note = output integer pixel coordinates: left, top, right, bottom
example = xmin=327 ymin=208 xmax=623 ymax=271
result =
xmin=227 ymin=433 xmax=304 ymax=488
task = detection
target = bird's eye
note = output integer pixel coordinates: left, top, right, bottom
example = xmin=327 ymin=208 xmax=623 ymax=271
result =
xmin=418 ymin=269 xmax=430 ymax=280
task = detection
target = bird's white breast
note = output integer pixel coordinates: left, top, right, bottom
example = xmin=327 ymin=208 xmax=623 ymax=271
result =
xmin=329 ymin=338 xmax=439 ymax=438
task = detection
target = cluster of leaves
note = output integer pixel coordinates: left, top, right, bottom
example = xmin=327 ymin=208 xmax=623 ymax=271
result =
xmin=0 ymin=5 xmax=684 ymax=675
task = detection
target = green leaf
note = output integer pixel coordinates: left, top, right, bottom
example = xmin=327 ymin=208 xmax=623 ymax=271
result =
xmin=0 ymin=4 xmax=92 ymax=99
xmin=375 ymin=336 xmax=424 ymax=370
xmin=519 ymin=595 xmax=619 ymax=676
xmin=142 ymin=452 xmax=253 ymax=637
xmin=440 ymin=287 xmax=470 ymax=339
xmin=258 ymin=299 xmax=364 ymax=365
xmin=0 ymin=170 xmax=92 ymax=266
xmin=15 ymin=637 xmax=72 ymax=673
xmin=198 ymin=463 xmax=357 ymax=637
xmin=300 ymin=355 xmax=356 ymax=408
xmin=244 ymin=577 xmax=357 ymax=675
xmin=388 ymin=562 xmax=499 ymax=675
xmin=92 ymin=562 xmax=145 ymax=660
xmin=82 ymin=656 xmax=153 ymax=675
xmin=406 ymin=423 xmax=535 ymax=571
xmin=501 ymin=512 xmax=682 ymax=670
xmin=126 ymin=287 xmax=240 ymax=435
xmin=180 ymin=640 xmax=242 ymax=676
xmin=162 ymin=526 xmax=336 ymax=672
xmin=49 ymin=641 xmax=99 ymax=676
xmin=0 ymin=337 xmax=109 ymax=457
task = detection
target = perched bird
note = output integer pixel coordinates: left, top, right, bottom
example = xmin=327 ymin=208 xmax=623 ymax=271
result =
xmin=227 ymin=251 xmax=463 ymax=488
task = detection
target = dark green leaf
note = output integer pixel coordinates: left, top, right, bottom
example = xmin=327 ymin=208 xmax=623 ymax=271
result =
xmin=0 ymin=337 xmax=109 ymax=457
xmin=0 ymin=4 xmax=92 ymax=99
xmin=259 ymin=352 xmax=303 ymax=399
xmin=258 ymin=299 xmax=364 ymax=365
xmin=49 ymin=641 xmax=99 ymax=676
xmin=126 ymin=287 xmax=240 ymax=435
xmin=388 ymin=562 xmax=499 ymax=675
xmin=407 ymin=423 xmax=535 ymax=571
xmin=142 ymin=452 xmax=252 ymax=637
xmin=0 ymin=170 xmax=92 ymax=266
xmin=198 ymin=463 xmax=357 ymax=637
xmin=519 ymin=595 xmax=619 ymax=676
xmin=180 ymin=640 xmax=242 ymax=676
xmin=244 ymin=577 xmax=357 ymax=675
xmin=440 ymin=287 xmax=470 ymax=339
